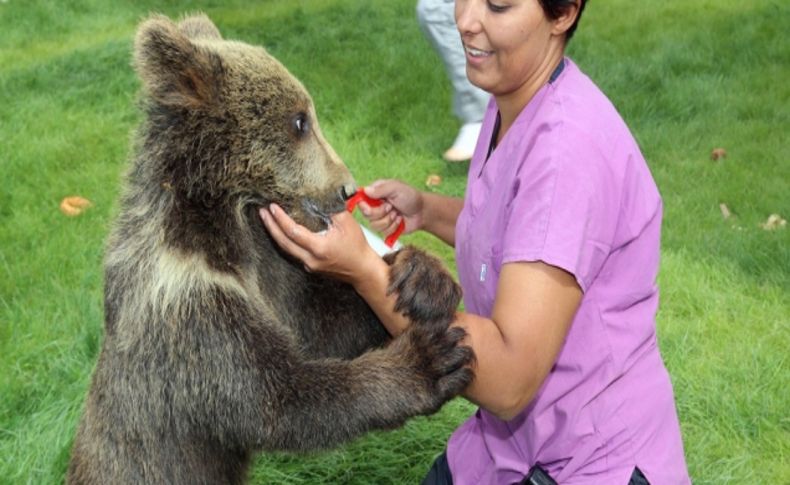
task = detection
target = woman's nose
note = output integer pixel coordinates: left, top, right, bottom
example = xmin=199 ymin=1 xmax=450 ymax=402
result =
xmin=455 ymin=0 xmax=482 ymax=37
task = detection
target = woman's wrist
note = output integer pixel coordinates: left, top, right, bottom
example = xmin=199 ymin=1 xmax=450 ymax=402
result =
xmin=348 ymin=243 xmax=392 ymax=297
xmin=351 ymin=252 xmax=409 ymax=336
xmin=347 ymin=245 xmax=385 ymax=289
xmin=418 ymin=193 xmax=461 ymax=246
xmin=414 ymin=190 xmax=428 ymax=232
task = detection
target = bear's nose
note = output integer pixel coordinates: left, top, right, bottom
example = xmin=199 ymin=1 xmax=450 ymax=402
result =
xmin=341 ymin=183 xmax=357 ymax=201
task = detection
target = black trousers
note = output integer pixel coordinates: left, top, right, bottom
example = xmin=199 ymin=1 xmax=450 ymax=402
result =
xmin=421 ymin=452 xmax=651 ymax=485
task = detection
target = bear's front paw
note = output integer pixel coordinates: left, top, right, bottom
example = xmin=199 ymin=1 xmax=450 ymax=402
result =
xmin=384 ymin=246 xmax=462 ymax=330
xmin=403 ymin=324 xmax=475 ymax=408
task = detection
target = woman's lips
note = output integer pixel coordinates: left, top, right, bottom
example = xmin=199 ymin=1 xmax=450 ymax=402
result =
xmin=464 ymin=45 xmax=493 ymax=66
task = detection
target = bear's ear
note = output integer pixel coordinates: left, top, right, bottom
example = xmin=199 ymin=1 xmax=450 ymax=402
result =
xmin=177 ymin=13 xmax=222 ymax=41
xmin=133 ymin=14 xmax=222 ymax=109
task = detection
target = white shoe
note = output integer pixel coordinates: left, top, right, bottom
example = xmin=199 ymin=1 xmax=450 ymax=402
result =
xmin=443 ymin=122 xmax=482 ymax=162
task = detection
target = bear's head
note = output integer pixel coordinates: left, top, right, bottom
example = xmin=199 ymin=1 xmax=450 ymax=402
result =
xmin=133 ymin=13 xmax=355 ymax=232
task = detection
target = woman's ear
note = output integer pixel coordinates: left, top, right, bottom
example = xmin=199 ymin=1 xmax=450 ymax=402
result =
xmin=551 ymin=0 xmax=581 ymax=38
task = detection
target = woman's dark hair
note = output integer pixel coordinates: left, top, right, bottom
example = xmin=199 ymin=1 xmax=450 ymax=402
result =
xmin=538 ymin=0 xmax=587 ymax=41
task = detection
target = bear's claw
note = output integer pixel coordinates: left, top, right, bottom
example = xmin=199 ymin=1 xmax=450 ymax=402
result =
xmin=384 ymin=246 xmax=462 ymax=330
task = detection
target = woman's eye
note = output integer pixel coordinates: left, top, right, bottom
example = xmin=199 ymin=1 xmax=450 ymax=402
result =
xmin=487 ymin=0 xmax=509 ymax=13
xmin=293 ymin=113 xmax=310 ymax=137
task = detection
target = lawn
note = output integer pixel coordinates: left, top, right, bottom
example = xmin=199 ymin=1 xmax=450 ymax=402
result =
xmin=1 ymin=0 xmax=788 ymax=483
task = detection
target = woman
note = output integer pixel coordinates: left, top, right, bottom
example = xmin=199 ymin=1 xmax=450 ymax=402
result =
xmin=260 ymin=0 xmax=690 ymax=483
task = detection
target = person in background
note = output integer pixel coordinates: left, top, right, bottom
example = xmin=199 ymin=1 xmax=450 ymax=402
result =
xmin=417 ymin=0 xmax=489 ymax=162
xmin=260 ymin=0 xmax=690 ymax=483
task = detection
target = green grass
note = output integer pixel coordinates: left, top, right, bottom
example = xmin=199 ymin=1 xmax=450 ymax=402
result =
xmin=1 ymin=0 xmax=788 ymax=483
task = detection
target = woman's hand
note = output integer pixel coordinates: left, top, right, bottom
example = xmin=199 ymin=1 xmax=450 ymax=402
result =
xmin=259 ymin=204 xmax=379 ymax=287
xmin=260 ymin=203 xmax=412 ymax=337
xmin=362 ymin=179 xmax=463 ymax=247
xmin=359 ymin=180 xmax=425 ymax=237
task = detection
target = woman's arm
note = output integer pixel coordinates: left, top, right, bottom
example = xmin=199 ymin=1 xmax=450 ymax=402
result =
xmin=260 ymin=206 xmax=582 ymax=420
xmin=455 ymin=261 xmax=582 ymax=420
xmin=260 ymin=206 xmax=411 ymax=337
xmin=419 ymin=192 xmax=464 ymax=246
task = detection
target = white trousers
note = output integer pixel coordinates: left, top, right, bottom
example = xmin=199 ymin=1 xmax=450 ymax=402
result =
xmin=416 ymin=0 xmax=489 ymax=124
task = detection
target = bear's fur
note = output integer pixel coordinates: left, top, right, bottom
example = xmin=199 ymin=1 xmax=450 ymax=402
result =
xmin=67 ymin=13 xmax=473 ymax=485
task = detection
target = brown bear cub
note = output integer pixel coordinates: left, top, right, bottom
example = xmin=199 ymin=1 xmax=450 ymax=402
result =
xmin=67 ymin=13 xmax=474 ymax=485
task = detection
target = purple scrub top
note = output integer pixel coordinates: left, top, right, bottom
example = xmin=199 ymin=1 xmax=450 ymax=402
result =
xmin=448 ymin=59 xmax=690 ymax=484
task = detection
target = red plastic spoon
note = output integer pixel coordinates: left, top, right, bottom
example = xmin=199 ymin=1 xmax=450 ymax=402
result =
xmin=345 ymin=187 xmax=405 ymax=248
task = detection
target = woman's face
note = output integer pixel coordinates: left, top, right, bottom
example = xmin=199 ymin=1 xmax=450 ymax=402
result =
xmin=455 ymin=0 xmax=559 ymax=97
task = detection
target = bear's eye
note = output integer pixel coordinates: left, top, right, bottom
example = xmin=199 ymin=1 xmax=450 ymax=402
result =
xmin=293 ymin=112 xmax=310 ymax=138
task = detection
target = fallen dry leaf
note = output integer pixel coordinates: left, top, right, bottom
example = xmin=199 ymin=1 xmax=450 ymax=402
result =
xmin=425 ymin=174 xmax=442 ymax=187
xmin=759 ymin=213 xmax=786 ymax=231
xmin=719 ymin=203 xmax=731 ymax=219
xmin=60 ymin=196 xmax=92 ymax=217
xmin=710 ymin=148 xmax=727 ymax=161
